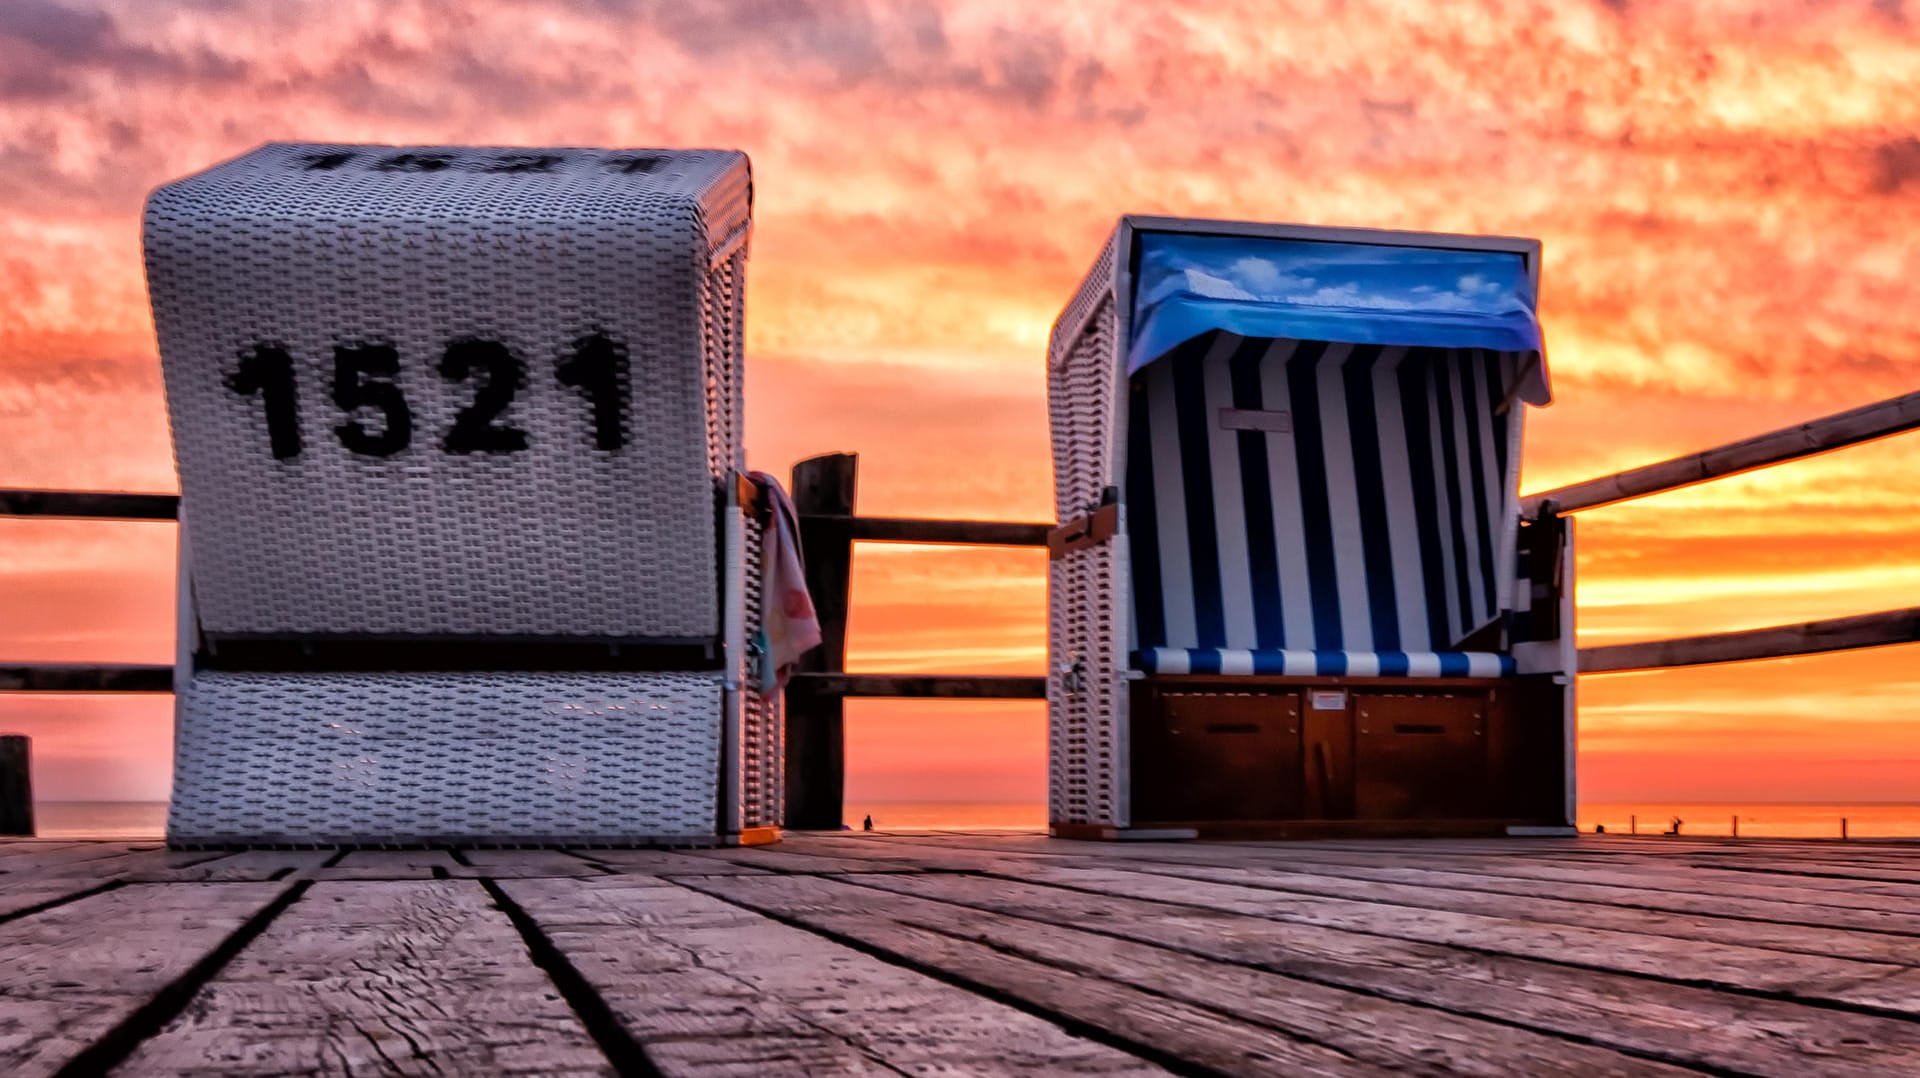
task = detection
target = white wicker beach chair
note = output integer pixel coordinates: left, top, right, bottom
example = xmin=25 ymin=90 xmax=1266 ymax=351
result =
xmin=1046 ymin=217 xmax=1576 ymax=839
xmin=147 ymin=143 xmax=781 ymax=845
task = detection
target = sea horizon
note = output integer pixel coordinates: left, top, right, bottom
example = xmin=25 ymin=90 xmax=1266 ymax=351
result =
xmin=28 ymin=799 xmax=1920 ymax=840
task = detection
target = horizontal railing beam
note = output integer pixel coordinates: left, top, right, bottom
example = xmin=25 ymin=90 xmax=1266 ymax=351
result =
xmin=789 ymin=673 xmax=1047 ymax=699
xmin=1523 ymin=388 xmax=1920 ymax=515
xmin=1578 ymin=606 xmax=1920 ymax=675
xmin=0 ymin=491 xmax=179 ymax=521
xmin=0 ymin=664 xmax=174 ymax=693
xmin=830 ymin=515 xmax=1050 ymax=547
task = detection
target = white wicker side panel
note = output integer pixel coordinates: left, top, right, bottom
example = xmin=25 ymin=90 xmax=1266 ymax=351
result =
xmin=1049 ymin=538 xmax=1129 ymax=827
xmin=1048 ymin=230 xmax=1119 ymax=374
xmin=1047 ymin=286 xmax=1128 ymax=828
xmin=704 ymin=247 xmax=748 ymax=479
xmin=169 ymin=671 xmax=723 ymax=845
xmin=738 ymin=507 xmax=783 ymax=830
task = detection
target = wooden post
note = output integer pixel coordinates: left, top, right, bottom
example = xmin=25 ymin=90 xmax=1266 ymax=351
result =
xmin=1842 ymin=817 xmax=1849 ymax=841
xmin=784 ymin=453 xmax=857 ymax=831
xmin=1732 ymin=814 xmax=1739 ymax=838
xmin=1630 ymin=814 xmax=1636 ymax=835
xmin=0 ymin=735 xmax=31 ymax=837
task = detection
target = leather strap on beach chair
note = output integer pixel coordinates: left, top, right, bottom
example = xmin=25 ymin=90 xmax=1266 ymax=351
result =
xmin=1048 ymin=489 xmax=1120 ymax=560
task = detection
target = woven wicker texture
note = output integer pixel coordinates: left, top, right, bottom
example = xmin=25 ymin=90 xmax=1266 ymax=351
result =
xmin=737 ymin=509 xmax=784 ymax=829
xmin=1048 ymin=286 xmax=1128 ymax=827
xmin=146 ymin=143 xmax=751 ymax=638
xmin=169 ymin=671 xmax=724 ymax=844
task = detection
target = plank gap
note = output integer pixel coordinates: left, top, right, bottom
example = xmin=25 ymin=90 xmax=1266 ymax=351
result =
xmin=477 ymin=876 xmax=664 ymax=1077
xmin=48 ymin=879 xmax=308 ymax=1078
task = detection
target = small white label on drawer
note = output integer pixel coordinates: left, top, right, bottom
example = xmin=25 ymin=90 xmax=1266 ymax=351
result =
xmin=1310 ymin=690 xmax=1348 ymax=711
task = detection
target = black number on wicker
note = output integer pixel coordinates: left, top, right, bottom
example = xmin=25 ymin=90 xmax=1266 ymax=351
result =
xmin=226 ymin=343 xmax=302 ymax=460
xmin=331 ymin=344 xmax=412 ymax=457
xmin=556 ymin=333 xmax=630 ymax=451
xmin=438 ymin=339 xmax=529 ymax=454
xmin=480 ymin=152 xmax=562 ymax=173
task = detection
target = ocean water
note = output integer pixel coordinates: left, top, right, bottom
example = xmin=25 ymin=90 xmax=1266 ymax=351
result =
xmin=856 ymin=801 xmax=1920 ymax=838
xmin=1577 ymin=802 xmax=1920 ymax=840
xmin=31 ymin=801 xmax=170 ymax=839
xmin=848 ymin=801 xmax=1046 ymax=831
xmin=25 ymin=800 xmax=1920 ymax=840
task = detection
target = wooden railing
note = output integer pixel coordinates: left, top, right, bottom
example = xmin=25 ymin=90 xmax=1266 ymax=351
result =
xmin=1521 ymin=388 xmax=1920 ymax=673
xmin=780 ymin=452 xmax=1048 ymax=829
xmin=5 ymin=389 xmax=1918 ymax=827
xmin=1521 ymin=388 xmax=1920 ymax=516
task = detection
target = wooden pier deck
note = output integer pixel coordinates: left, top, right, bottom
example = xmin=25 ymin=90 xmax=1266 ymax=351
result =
xmin=4 ymin=832 xmax=1919 ymax=1076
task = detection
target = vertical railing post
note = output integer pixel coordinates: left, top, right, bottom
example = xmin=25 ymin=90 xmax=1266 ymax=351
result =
xmin=1 ymin=734 xmax=31 ymax=837
xmin=785 ymin=453 xmax=857 ymax=830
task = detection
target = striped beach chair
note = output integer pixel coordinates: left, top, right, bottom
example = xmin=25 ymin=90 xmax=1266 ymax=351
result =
xmin=147 ymin=143 xmax=781 ymax=846
xmin=1047 ymin=218 xmax=1576 ymax=838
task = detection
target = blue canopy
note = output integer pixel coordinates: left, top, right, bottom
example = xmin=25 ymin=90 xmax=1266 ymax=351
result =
xmin=1130 ymin=231 xmax=1550 ymax=405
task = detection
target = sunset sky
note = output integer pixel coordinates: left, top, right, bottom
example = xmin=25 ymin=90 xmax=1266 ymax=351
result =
xmin=2 ymin=0 xmax=1918 ymax=809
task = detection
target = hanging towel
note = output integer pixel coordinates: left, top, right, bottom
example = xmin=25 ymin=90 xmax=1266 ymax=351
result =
xmin=749 ymin=471 xmax=822 ymax=698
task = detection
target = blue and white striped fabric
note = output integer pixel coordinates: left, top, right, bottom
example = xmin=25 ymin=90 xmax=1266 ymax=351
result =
xmin=1135 ymin=648 xmax=1514 ymax=677
xmin=1126 ymin=332 xmax=1521 ymax=678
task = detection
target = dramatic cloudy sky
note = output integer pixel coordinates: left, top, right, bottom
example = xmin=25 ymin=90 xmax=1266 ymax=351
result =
xmin=2 ymin=0 xmax=1917 ymax=809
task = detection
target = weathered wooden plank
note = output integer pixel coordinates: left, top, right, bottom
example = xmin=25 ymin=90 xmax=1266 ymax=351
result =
xmin=788 ymin=672 xmax=1050 ymax=699
xmin=0 ymin=664 xmax=175 ymax=693
xmin=785 ymin=453 xmax=854 ymax=831
xmin=1002 ymin=835 xmax=1920 ymax=906
xmin=1007 ymin=865 xmax=1920 ymax=1015
xmin=503 ymin=875 xmax=1167 ymax=1076
xmin=117 ymin=880 xmax=610 ymax=1075
xmin=791 ymin=835 xmax=1920 ymax=963
xmin=453 ymin=849 xmax=610 ymax=878
xmin=0 ymin=841 xmax=89 ymax=857
xmin=1107 ymin=859 xmax=1920 ymax=965
xmin=1206 ymin=852 xmax=1920 ymax=920
xmin=0 ymin=845 xmax=199 ymax=889
xmin=0 ymin=842 xmax=146 ymax=872
xmin=2 ymin=849 xmax=227 ymax=897
xmin=776 ymin=835 xmax=1920 ymax=937
xmin=1197 ymin=846 xmax=1920 ymax=914
xmin=843 ymin=514 xmax=1051 ymax=547
xmin=684 ymin=872 xmax=1692 ymax=1077
xmin=315 ymin=849 xmax=464 ymax=880
xmin=758 ymin=835 xmax=1030 ymax=872
xmin=1521 ymin=388 xmax=1920 ymax=515
xmin=850 ymin=870 xmax=1920 ymax=1077
xmin=570 ymin=849 xmax=774 ymax=876
xmin=0 ymin=489 xmax=179 ymax=520
xmin=1694 ymin=858 xmax=1920 ymax=888
xmin=677 ymin=846 xmax=945 ymax=875
xmin=0 ymin=881 xmax=291 ymax=1077
xmin=1580 ymin=606 xmax=1920 ymax=673
xmin=125 ymin=850 xmax=335 ymax=884
xmin=0 ymin=877 xmax=129 ymax=922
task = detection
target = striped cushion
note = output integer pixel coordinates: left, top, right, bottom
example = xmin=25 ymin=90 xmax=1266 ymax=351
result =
xmin=1135 ymin=647 xmax=1515 ymax=678
xmin=1127 ymin=332 xmax=1520 ymax=671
